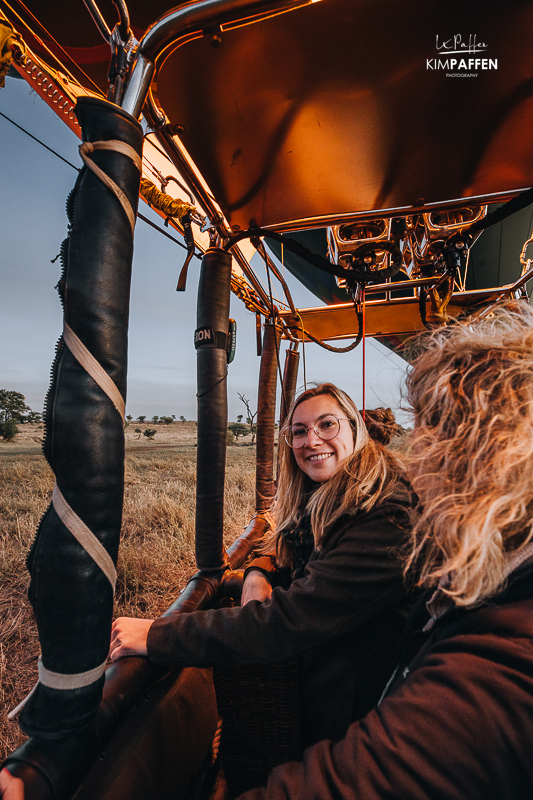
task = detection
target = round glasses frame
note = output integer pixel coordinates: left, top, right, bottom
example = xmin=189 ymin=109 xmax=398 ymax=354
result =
xmin=282 ymin=414 xmax=351 ymax=449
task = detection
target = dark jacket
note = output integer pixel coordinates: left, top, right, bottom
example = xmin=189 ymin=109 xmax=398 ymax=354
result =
xmin=239 ymin=561 xmax=533 ymax=800
xmin=147 ymin=497 xmax=412 ymax=745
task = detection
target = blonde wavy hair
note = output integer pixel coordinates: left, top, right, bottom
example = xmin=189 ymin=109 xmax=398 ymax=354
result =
xmin=405 ymin=300 xmax=533 ymax=607
xmin=262 ymin=383 xmax=406 ymax=567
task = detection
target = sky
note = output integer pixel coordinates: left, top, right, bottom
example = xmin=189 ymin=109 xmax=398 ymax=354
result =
xmin=0 ymin=75 xmax=410 ymax=425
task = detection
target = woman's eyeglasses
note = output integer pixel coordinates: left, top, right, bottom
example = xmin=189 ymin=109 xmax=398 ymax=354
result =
xmin=283 ymin=414 xmax=350 ymax=449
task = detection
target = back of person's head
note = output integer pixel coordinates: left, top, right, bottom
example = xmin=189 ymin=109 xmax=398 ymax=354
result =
xmin=271 ymin=383 xmax=406 ymax=563
xmin=405 ymin=300 xmax=533 ymax=606
xmin=364 ymin=407 xmax=398 ymax=446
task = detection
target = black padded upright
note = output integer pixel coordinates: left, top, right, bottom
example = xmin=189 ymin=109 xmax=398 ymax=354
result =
xmin=195 ymin=247 xmax=233 ymax=571
xmin=19 ymin=96 xmax=142 ymax=739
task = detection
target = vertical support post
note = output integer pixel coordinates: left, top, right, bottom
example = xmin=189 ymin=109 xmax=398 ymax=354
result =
xmin=255 ymin=321 xmax=280 ymax=511
xmin=195 ymin=247 xmax=232 ymax=571
xmin=18 ymin=97 xmax=142 ymax=741
xmin=279 ymin=345 xmax=300 ymax=430
xmin=2 ymin=96 xmax=142 ymax=800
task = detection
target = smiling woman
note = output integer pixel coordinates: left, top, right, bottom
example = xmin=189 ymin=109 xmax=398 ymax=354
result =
xmin=110 ymin=382 xmax=415 ymax=788
xmin=288 ymin=395 xmax=355 ymax=482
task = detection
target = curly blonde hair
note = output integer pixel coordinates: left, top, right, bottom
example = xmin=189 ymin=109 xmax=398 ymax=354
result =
xmin=405 ymin=300 xmax=533 ymax=606
xmin=262 ymin=383 xmax=406 ymax=567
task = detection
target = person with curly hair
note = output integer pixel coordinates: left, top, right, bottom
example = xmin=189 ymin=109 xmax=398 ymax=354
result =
xmin=236 ymin=300 xmax=533 ymax=800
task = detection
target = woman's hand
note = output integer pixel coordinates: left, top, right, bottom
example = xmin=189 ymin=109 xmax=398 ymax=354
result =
xmin=109 ymin=617 xmax=154 ymax=661
xmin=241 ymin=570 xmax=273 ymax=605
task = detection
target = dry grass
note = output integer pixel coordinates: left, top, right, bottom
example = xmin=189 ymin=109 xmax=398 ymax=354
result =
xmin=0 ymin=424 xmax=256 ymax=760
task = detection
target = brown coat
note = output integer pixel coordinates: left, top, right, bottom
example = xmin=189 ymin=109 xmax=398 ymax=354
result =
xmin=148 ymin=496 xmax=412 ymax=746
xmin=239 ymin=563 xmax=533 ymax=800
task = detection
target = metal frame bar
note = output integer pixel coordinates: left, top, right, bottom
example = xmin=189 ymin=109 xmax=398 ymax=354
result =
xmin=255 ymin=188 xmax=531 ymax=234
xmin=121 ymin=0 xmax=318 ymax=119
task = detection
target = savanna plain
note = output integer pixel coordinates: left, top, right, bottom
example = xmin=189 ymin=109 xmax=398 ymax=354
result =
xmin=0 ymin=422 xmax=256 ymax=759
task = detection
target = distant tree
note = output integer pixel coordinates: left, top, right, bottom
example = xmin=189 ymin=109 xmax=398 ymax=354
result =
xmin=238 ymin=394 xmax=257 ymax=443
xmin=152 ymin=415 xmax=159 ymax=424
xmin=0 ymin=389 xmax=35 ymax=441
xmin=143 ymin=428 xmax=156 ymax=440
xmin=21 ymin=410 xmax=42 ymax=424
xmin=160 ymin=416 xmax=174 ymax=425
xmin=228 ymin=422 xmax=250 ymax=440
xmin=134 ymin=427 xmax=142 ymax=439
xmin=126 ymin=414 xmax=133 ymax=422
xmin=172 ymin=414 xmax=176 ymax=421
xmin=179 ymin=415 xmax=186 ymax=422
xmin=0 ymin=389 xmax=31 ymax=423
xmin=0 ymin=419 xmax=18 ymax=441
xmin=138 ymin=415 xmax=146 ymax=423
xmin=237 ymin=414 xmax=243 ymax=423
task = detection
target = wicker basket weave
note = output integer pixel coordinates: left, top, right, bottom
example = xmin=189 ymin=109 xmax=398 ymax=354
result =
xmin=213 ymin=661 xmax=303 ymax=797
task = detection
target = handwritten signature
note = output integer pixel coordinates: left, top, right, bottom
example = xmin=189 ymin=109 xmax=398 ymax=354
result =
xmin=436 ymin=34 xmax=488 ymax=55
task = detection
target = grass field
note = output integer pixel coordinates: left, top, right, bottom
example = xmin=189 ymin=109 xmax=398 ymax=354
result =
xmin=0 ymin=423 xmax=256 ymax=760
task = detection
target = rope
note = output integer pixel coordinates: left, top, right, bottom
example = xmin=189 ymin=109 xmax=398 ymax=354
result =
xmin=211 ymin=716 xmax=224 ymax=765
xmin=0 ymin=18 xmax=25 ymax=87
xmin=293 ymin=297 xmax=363 ymax=353
xmin=52 ymin=484 xmax=117 ymax=589
xmin=196 ymin=372 xmax=227 ymax=398
xmin=0 ymin=110 xmax=79 ymax=169
xmin=140 ymin=177 xmax=195 ymax=223
xmin=79 ymin=139 xmax=141 ymax=234
xmin=297 ymin=311 xmax=307 ymax=390
xmin=257 ymin=239 xmax=285 ymax=393
xmin=63 ymin=323 xmax=125 ymax=420
xmin=302 ymin=323 xmax=362 ymax=353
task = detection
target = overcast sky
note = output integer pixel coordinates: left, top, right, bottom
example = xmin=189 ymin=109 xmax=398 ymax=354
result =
xmin=0 ymin=76 xmax=410 ymax=425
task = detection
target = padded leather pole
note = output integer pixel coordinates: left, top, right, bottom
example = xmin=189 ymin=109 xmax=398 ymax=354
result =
xmin=19 ymin=96 xmax=142 ymax=739
xmin=195 ymin=247 xmax=232 ymax=571
xmin=255 ymin=321 xmax=280 ymax=511
xmin=277 ymin=346 xmax=299 ymax=477
xmin=279 ymin=347 xmax=300 ymax=429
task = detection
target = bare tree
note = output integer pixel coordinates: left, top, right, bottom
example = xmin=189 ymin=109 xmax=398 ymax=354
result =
xmin=238 ymin=393 xmax=257 ymax=444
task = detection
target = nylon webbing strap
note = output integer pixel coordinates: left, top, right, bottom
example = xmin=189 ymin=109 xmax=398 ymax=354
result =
xmin=79 ymin=139 xmax=141 ymax=235
xmin=194 ymin=326 xmax=228 ymax=351
xmin=7 ymin=657 xmax=107 ymax=721
xmin=38 ymin=655 xmax=107 ymax=690
xmin=52 ymin=484 xmax=117 ymax=590
xmin=63 ymin=322 xmax=125 ymax=421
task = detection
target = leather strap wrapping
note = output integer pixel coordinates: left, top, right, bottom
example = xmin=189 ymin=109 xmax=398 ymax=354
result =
xmin=279 ymin=347 xmax=300 ymax=429
xmin=255 ymin=322 xmax=280 ymax=511
xmin=20 ymin=96 xmax=142 ymax=739
xmin=195 ymin=248 xmax=232 ymax=571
